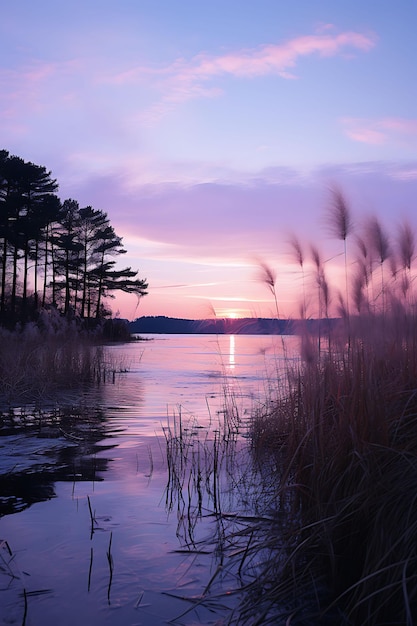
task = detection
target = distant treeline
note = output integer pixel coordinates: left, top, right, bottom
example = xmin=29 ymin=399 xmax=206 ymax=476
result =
xmin=129 ymin=315 xmax=339 ymax=335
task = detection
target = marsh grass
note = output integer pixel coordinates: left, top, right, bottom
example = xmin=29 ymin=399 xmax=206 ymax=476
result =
xmin=162 ymin=385 xmax=299 ymax=623
xmin=163 ymin=400 xmax=245 ymax=547
xmin=0 ymin=323 xmax=126 ymax=403
xmin=166 ymin=206 xmax=417 ymax=625
xmin=162 ymin=398 xmax=304 ymax=625
xmin=242 ymin=208 xmax=417 ymax=624
xmin=246 ymin=315 xmax=417 ymax=624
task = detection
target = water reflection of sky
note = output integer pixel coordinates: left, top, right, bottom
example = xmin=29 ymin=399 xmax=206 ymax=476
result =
xmin=0 ymin=334 xmax=296 ymax=625
xmin=228 ymin=334 xmax=235 ymax=369
xmin=103 ymin=333 xmax=297 ymax=427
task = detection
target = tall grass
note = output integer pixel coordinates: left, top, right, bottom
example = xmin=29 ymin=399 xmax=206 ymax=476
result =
xmin=169 ymin=206 xmax=417 ymax=624
xmin=0 ymin=318 xmax=118 ymax=404
xmin=248 ymin=325 xmax=417 ymax=622
xmin=245 ymin=209 xmax=417 ymax=624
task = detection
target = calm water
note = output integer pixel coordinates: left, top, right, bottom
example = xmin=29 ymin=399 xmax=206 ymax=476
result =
xmin=0 ymin=334 xmax=295 ymax=626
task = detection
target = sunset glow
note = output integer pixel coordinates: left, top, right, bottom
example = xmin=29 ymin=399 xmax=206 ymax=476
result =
xmin=1 ymin=2 xmax=416 ymax=320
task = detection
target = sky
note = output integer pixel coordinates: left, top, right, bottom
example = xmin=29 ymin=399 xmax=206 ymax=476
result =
xmin=1 ymin=1 xmax=417 ymax=320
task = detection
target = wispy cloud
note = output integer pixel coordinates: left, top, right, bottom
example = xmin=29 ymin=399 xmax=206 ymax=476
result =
xmin=106 ymin=29 xmax=376 ymax=120
xmin=155 ymin=282 xmax=222 ymax=289
xmin=0 ymin=59 xmax=81 ymax=112
xmin=388 ymin=166 xmax=417 ymax=181
xmin=342 ymin=117 xmax=417 ymax=145
xmin=1 ymin=28 xmax=377 ymax=136
xmin=173 ymin=31 xmax=375 ymax=80
xmin=200 ymin=295 xmax=271 ymax=303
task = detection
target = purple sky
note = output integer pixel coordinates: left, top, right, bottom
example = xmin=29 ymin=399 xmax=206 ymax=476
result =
xmin=2 ymin=1 xmax=417 ymax=319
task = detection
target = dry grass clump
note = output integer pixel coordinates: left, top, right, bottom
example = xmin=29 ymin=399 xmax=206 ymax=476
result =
xmin=250 ymin=322 xmax=417 ymax=623
xmin=246 ymin=199 xmax=417 ymax=624
xmin=0 ymin=319 xmax=114 ymax=403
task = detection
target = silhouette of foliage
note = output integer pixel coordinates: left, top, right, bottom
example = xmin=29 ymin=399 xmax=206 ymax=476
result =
xmin=0 ymin=149 xmax=148 ymax=326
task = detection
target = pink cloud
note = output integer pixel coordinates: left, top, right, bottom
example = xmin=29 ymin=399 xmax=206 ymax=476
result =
xmin=342 ymin=117 xmax=417 ymax=145
xmin=381 ymin=118 xmax=417 ymax=133
xmin=105 ymin=29 xmax=376 ymax=118
xmin=315 ymin=23 xmax=338 ymax=34
xmin=0 ymin=58 xmax=83 ymax=124
xmin=116 ymin=30 xmax=376 ymax=83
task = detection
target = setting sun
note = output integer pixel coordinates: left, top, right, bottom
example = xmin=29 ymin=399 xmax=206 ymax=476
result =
xmin=216 ymin=308 xmax=245 ymax=319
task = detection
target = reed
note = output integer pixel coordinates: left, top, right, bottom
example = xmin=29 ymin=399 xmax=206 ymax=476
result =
xmin=0 ymin=322 xmax=123 ymax=403
xmin=107 ymin=531 xmax=114 ymax=604
xmin=257 ymin=260 xmax=280 ymax=320
xmin=289 ymin=235 xmax=307 ymax=319
xmin=326 ymin=186 xmax=353 ymax=321
xmin=244 ymin=212 xmax=417 ymax=624
xmin=175 ymin=208 xmax=417 ymax=624
xmin=159 ymin=204 xmax=417 ymax=624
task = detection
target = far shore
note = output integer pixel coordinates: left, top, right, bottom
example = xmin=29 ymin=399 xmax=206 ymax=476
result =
xmin=129 ymin=314 xmax=340 ymax=335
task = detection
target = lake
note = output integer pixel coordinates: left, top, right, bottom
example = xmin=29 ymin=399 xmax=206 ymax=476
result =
xmin=0 ymin=333 xmax=296 ymax=625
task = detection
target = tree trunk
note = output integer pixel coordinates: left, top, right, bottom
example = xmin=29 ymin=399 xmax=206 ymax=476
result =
xmin=1 ymin=236 xmax=7 ymax=314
